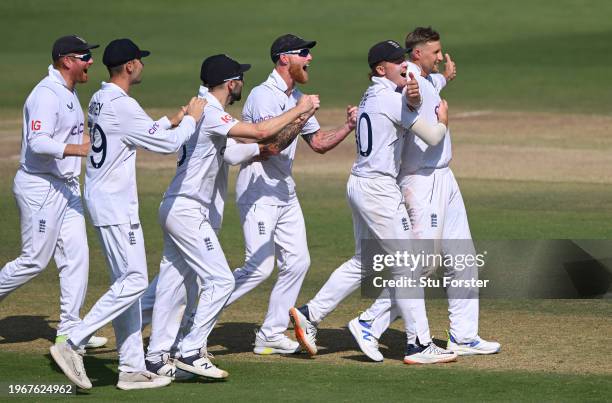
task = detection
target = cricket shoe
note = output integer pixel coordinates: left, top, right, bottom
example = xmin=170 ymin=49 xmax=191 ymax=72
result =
xmin=348 ymin=317 xmax=383 ymax=362
xmin=446 ymin=331 xmax=501 ymax=356
xmin=55 ymin=334 xmax=108 ymax=350
xmin=116 ymin=370 xmax=171 ymax=390
xmin=175 ymin=351 xmax=228 ymax=379
xmin=49 ymin=341 xmax=92 ymax=389
xmin=289 ymin=306 xmax=317 ymax=356
xmin=253 ymin=330 xmax=300 ymax=355
xmin=146 ymin=354 xmax=195 ymax=381
xmin=403 ymin=342 xmax=458 ymax=365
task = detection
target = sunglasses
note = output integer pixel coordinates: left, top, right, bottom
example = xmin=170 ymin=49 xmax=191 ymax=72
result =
xmin=279 ymin=48 xmax=310 ymax=58
xmin=62 ymin=53 xmax=93 ymax=62
xmin=223 ymin=74 xmax=244 ymax=82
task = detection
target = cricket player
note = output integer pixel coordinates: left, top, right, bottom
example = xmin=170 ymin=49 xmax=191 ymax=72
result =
xmin=50 ymin=38 xmax=206 ymax=390
xmin=0 ymin=35 xmax=107 ymax=349
xmin=222 ymin=34 xmax=358 ymax=355
xmin=146 ymin=54 xmax=318 ymax=379
xmin=290 ymin=40 xmax=459 ymax=365
xmin=348 ymin=27 xmax=500 ymax=362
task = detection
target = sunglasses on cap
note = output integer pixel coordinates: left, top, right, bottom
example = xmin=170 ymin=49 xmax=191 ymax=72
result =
xmin=278 ymin=48 xmax=310 ymax=58
xmin=61 ymin=52 xmax=93 ymax=62
xmin=223 ymin=74 xmax=244 ymax=82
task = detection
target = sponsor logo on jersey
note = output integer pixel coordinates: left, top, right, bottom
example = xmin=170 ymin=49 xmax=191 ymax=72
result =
xmin=70 ymin=123 xmax=84 ymax=136
xmin=38 ymin=219 xmax=46 ymax=233
xmin=31 ymin=120 xmax=42 ymax=131
xmin=280 ymin=104 xmax=286 ymax=111
xmin=221 ymin=114 xmax=233 ymax=124
xmin=148 ymin=122 xmax=160 ymax=135
xmin=204 ymin=237 xmax=214 ymax=251
xmin=430 ymin=213 xmax=438 ymax=228
xmin=66 ymin=102 xmax=74 ymax=110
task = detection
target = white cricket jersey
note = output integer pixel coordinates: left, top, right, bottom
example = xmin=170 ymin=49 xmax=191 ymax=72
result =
xmin=163 ymin=91 xmax=238 ymax=211
xmin=399 ymin=62 xmax=452 ymax=178
xmin=19 ymin=65 xmax=85 ymax=179
xmin=235 ymin=69 xmax=320 ymax=206
xmin=84 ymin=82 xmax=196 ymax=226
xmin=351 ymin=76 xmax=419 ymax=179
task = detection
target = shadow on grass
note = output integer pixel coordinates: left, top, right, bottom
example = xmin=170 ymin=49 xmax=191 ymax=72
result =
xmin=0 ymin=315 xmax=57 ymax=344
xmin=207 ymin=321 xmax=431 ymax=361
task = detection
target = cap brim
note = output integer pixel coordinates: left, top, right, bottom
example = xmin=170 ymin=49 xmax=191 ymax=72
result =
xmin=239 ymin=63 xmax=251 ymax=73
xmin=140 ymin=50 xmax=151 ymax=58
xmin=86 ymin=44 xmax=100 ymax=50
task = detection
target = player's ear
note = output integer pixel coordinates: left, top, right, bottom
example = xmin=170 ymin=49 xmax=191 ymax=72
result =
xmin=375 ymin=63 xmax=385 ymax=77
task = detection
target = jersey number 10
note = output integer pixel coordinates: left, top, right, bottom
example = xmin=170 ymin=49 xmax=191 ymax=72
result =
xmin=356 ymin=113 xmax=372 ymax=157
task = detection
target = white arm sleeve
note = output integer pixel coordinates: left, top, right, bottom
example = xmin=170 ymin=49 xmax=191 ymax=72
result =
xmin=29 ymin=136 xmax=66 ymax=158
xmin=410 ymin=118 xmax=447 ymax=146
xmin=223 ymin=138 xmax=259 ymax=165
xmin=116 ymin=97 xmax=196 ymax=154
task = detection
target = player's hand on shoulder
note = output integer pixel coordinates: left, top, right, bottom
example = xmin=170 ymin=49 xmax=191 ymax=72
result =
xmin=186 ymin=97 xmax=207 ymax=122
xmin=169 ymin=105 xmax=188 ymax=127
xmin=405 ymin=72 xmax=421 ymax=110
xmin=443 ymin=53 xmax=456 ymax=82
xmin=436 ymin=99 xmax=449 ymax=126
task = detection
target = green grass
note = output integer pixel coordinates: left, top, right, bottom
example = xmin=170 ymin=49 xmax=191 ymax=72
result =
xmin=1 ymin=352 xmax=611 ymax=402
xmin=0 ymin=0 xmax=611 ymax=113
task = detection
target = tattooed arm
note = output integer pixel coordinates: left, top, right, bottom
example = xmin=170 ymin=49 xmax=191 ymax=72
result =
xmin=259 ymin=112 xmax=311 ymax=155
xmin=303 ymin=105 xmax=357 ymax=154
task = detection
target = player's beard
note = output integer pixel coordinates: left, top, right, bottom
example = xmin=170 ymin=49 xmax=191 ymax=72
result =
xmin=289 ymin=62 xmax=308 ymax=84
xmin=228 ymin=85 xmax=242 ymax=105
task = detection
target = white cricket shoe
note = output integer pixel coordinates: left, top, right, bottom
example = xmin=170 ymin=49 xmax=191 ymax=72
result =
xmin=49 ymin=341 xmax=92 ymax=389
xmin=447 ymin=332 xmax=501 ymax=356
xmin=85 ymin=335 xmax=108 ymax=349
xmin=116 ymin=370 xmax=171 ymax=390
xmin=55 ymin=334 xmax=107 ymax=350
xmin=403 ymin=342 xmax=458 ymax=365
xmin=175 ymin=352 xmax=228 ymax=379
xmin=348 ymin=317 xmax=383 ymax=362
xmin=289 ymin=306 xmax=317 ymax=356
xmin=253 ymin=331 xmax=301 ymax=355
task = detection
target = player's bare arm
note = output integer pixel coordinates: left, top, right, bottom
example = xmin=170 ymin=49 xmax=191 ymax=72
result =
xmin=303 ymin=105 xmax=357 ymax=154
xmin=258 ymin=112 xmax=312 ymax=155
xmin=229 ymin=94 xmax=318 ymax=141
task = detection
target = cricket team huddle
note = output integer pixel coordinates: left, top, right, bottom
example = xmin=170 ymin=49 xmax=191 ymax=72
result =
xmin=0 ymin=26 xmax=500 ymax=391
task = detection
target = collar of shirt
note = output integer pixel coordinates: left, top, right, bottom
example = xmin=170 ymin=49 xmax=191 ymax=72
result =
xmin=100 ymin=81 xmax=128 ymax=96
xmin=265 ymin=69 xmax=294 ymax=96
xmin=198 ymin=85 xmax=209 ymax=98
xmin=204 ymin=91 xmax=224 ymax=111
xmin=47 ymin=65 xmax=72 ymax=91
xmin=371 ymin=76 xmax=400 ymax=92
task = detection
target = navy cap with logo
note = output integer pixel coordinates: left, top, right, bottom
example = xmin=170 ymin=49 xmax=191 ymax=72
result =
xmin=103 ymin=38 xmax=151 ymax=68
xmin=367 ymin=40 xmax=408 ymax=68
xmin=52 ymin=35 xmax=99 ymax=61
xmin=270 ymin=34 xmax=317 ymax=63
xmin=200 ymin=54 xmax=251 ymax=87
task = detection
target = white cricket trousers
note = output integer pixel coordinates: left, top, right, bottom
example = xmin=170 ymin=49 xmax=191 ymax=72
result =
xmin=0 ymin=169 xmax=88 ymax=336
xmin=225 ymin=199 xmax=310 ymax=341
xmin=306 ymin=174 xmax=432 ymax=344
xmin=148 ymin=196 xmax=234 ymax=360
xmin=69 ymin=223 xmax=149 ymax=372
xmin=362 ymin=167 xmax=480 ymax=343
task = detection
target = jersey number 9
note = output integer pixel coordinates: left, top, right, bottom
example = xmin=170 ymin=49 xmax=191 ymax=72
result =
xmin=90 ymin=123 xmax=107 ymax=169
